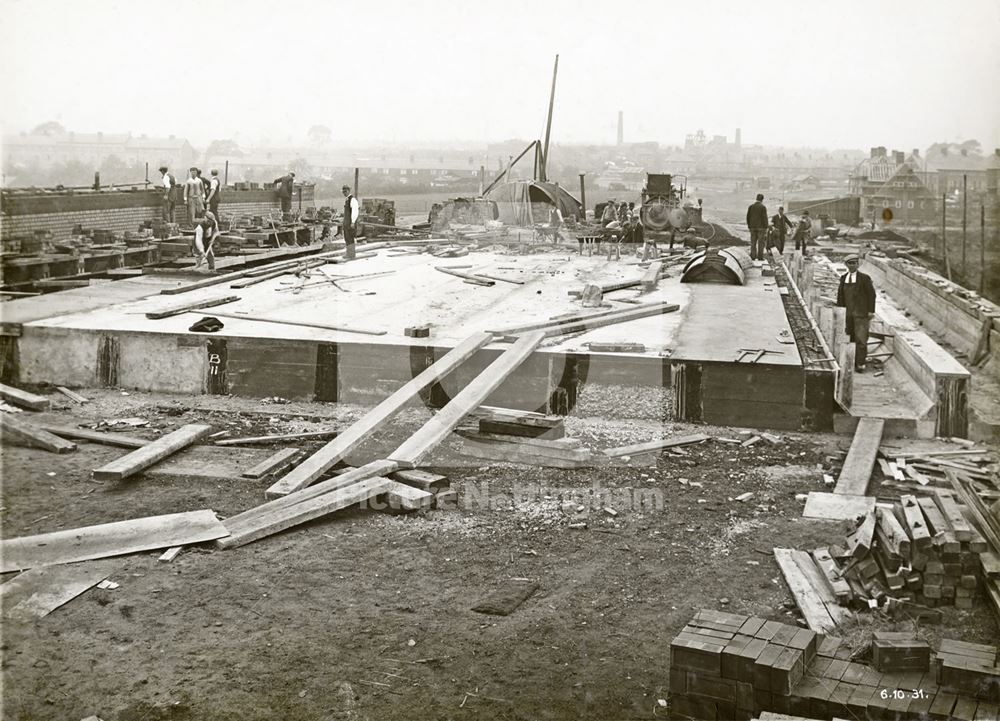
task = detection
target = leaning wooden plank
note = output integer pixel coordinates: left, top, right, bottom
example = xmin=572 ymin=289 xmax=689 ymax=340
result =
xmin=388 ymin=331 xmax=546 ymax=468
xmin=265 ymin=332 xmax=494 ymax=498
xmin=802 ymin=491 xmax=875 ymax=521
xmin=486 ymin=304 xmax=652 ymax=336
xmin=0 ymin=510 xmax=228 ymax=572
xmin=932 ymin=489 xmax=973 ymax=542
xmin=602 ymin=432 xmax=710 ymax=458
xmin=465 ymin=431 xmax=582 ymax=450
xmin=55 ymin=386 xmax=89 ymax=404
xmin=241 ymin=448 xmax=303 ymax=479
xmin=36 ymin=424 xmax=149 ymax=449
xmin=0 ymin=382 xmax=49 ymax=411
xmin=898 ymin=495 xmax=932 ymax=549
xmin=0 ymin=560 xmax=117 ymax=620
xmin=944 ymin=470 xmax=1000 ymax=550
xmin=773 ymin=547 xmax=840 ymax=634
xmin=1 ymin=413 xmax=76 ymax=454
xmin=185 ymin=309 xmax=386 ymax=336
xmin=502 ymin=302 xmax=680 ymax=341
xmin=833 ymin=417 xmax=884 ymax=496
xmin=810 ymin=548 xmax=852 ymax=603
xmin=217 ymin=429 xmax=338 ymax=446
xmin=845 ymin=511 xmax=877 ymax=558
xmin=641 ymin=261 xmax=663 ymax=291
xmin=217 ymin=477 xmax=391 ymax=550
xmin=92 ymin=424 xmax=212 ymax=481
xmin=145 ymin=294 xmax=240 ymax=319
xmin=229 ymin=460 xmax=400 ymax=530
xmin=875 ymin=506 xmax=911 ymax=558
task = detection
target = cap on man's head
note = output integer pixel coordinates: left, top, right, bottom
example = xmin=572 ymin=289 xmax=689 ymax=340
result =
xmin=158 ymin=166 xmax=168 ymax=173
xmin=211 ymin=169 xmax=219 ymax=176
xmin=778 ymin=206 xmax=784 ymax=211
xmin=844 ymin=254 xmax=859 ymax=263
xmin=342 ymin=184 xmax=351 ymax=191
xmin=756 ymin=193 xmax=764 ymax=201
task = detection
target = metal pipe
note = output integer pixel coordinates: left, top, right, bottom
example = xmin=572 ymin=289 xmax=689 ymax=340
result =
xmin=579 ymin=173 xmax=587 ymax=219
xmin=540 ymin=54 xmax=559 ymax=183
xmin=962 ymin=174 xmax=967 ymax=278
xmin=942 ymin=193 xmax=952 ymax=280
xmin=354 ymin=167 xmax=359 ymax=197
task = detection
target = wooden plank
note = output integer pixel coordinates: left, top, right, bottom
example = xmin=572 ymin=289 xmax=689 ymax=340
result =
xmin=933 ymin=489 xmax=974 ymax=542
xmin=36 ymin=423 xmax=149 ymax=449
xmin=602 ymin=432 xmax=710 ymax=458
xmin=811 ymin=548 xmax=852 ymax=602
xmin=802 ymin=491 xmax=875 ymax=521
xmin=145 ymin=294 xmax=240 ymax=319
xmin=265 ymin=332 xmax=493 ymax=498
xmin=388 ymin=332 xmax=546 ymax=467
xmin=845 ymin=511 xmax=877 ymax=557
xmin=464 ymin=431 xmax=582 ymax=450
xmin=898 ymin=495 xmax=932 ymax=549
xmin=1 ymin=413 xmax=77 ymax=453
xmin=478 ymin=417 xmax=566 ymax=439
xmin=217 ymin=429 xmax=337 ymax=446
xmin=641 ymin=261 xmax=663 ymax=291
xmin=773 ymin=548 xmax=840 ymax=634
xmin=55 ymin=386 xmax=89 ymax=404
xmin=502 ymin=302 xmax=680 ymax=341
xmin=241 ymin=448 xmax=303 ymax=479
xmin=188 ymin=309 xmax=386 ymax=336
xmin=486 ymin=303 xmax=655 ymax=336
xmin=0 ymin=561 xmax=116 ymax=620
xmin=0 ymin=382 xmax=49 ymax=411
xmin=383 ymin=480 xmax=434 ymax=511
xmin=217 ymin=476 xmax=391 ymax=550
xmin=92 ymin=424 xmax=212 ymax=481
xmin=458 ymin=438 xmax=592 ymax=469
xmin=157 ymin=546 xmax=183 ymax=563
xmin=435 ymin=266 xmax=494 ymax=286
xmin=0 ymin=510 xmax=228 ymax=572
xmin=390 ymin=469 xmax=448 ymax=491
xmin=875 ymin=506 xmax=911 ymax=557
xmin=833 ymin=417 xmax=883 ymax=496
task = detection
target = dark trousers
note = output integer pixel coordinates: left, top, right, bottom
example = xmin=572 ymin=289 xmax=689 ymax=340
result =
xmin=846 ymin=314 xmax=871 ymax=369
xmin=773 ymin=232 xmax=786 ymax=254
xmin=209 ymin=199 xmax=220 ymax=221
xmin=163 ymin=197 xmax=175 ymax=223
xmin=343 ymin=222 xmax=356 ymax=259
xmin=749 ymin=228 xmax=767 ymax=260
xmin=280 ymin=196 xmax=292 ymax=213
xmin=794 ymin=234 xmax=808 ymax=251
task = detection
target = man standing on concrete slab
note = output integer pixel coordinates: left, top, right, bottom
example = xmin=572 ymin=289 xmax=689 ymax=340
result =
xmin=793 ymin=210 xmax=812 ymax=254
xmin=771 ymin=206 xmax=794 ymax=254
xmin=746 ymin=193 xmax=768 ymax=260
xmin=183 ymin=167 xmax=205 ymax=225
xmin=206 ymin=169 xmax=222 ymax=221
xmin=274 ymin=172 xmax=295 ymax=214
xmin=159 ymin=166 xmax=176 ymax=222
xmin=836 ymin=254 xmax=876 ymax=373
xmin=341 ymin=184 xmax=360 ymax=260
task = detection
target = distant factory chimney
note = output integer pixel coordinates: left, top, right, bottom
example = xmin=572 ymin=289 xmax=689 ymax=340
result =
xmin=617 ymin=111 xmax=623 ymax=146
xmin=735 ymin=128 xmax=742 ymax=149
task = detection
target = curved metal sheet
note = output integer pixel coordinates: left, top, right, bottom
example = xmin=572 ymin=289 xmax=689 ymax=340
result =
xmin=719 ymin=246 xmax=754 ymax=271
xmin=680 ymin=249 xmax=746 ymax=285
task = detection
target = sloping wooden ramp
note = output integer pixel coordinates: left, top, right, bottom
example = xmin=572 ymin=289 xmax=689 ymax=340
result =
xmin=265 ymin=332 xmax=494 ymax=498
xmin=833 ymin=417 xmax=884 ymax=496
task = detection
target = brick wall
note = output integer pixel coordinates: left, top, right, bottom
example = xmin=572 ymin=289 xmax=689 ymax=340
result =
xmin=1 ymin=186 xmax=315 ymax=243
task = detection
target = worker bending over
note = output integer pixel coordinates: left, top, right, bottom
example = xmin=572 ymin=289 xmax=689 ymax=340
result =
xmin=194 ymin=211 xmax=220 ymax=272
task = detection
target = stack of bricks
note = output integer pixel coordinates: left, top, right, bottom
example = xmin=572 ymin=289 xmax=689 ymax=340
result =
xmin=936 ymin=638 xmax=1000 ymax=715
xmin=668 ymin=611 xmax=998 ymax=720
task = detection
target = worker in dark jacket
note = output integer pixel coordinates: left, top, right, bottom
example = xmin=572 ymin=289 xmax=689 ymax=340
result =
xmin=746 ymin=193 xmax=768 ymax=261
xmin=274 ymin=172 xmax=296 ymax=213
xmin=835 ymin=254 xmax=877 ymax=372
xmin=770 ymin=206 xmax=794 ymax=254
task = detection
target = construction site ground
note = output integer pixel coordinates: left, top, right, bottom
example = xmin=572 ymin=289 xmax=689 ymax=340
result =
xmin=2 ymin=389 xmax=997 ymax=721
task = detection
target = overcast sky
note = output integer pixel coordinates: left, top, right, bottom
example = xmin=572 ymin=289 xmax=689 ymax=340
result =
xmin=1 ymin=0 xmax=998 ymax=151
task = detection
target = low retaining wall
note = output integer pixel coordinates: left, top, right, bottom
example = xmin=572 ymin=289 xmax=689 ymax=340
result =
xmin=1 ymin=186 xmax=316 ymax=243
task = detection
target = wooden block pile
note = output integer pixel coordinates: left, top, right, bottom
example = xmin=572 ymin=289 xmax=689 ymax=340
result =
xmin=668 ymin=612 xmax=996 ymax=720
xmin=936 ymin=639 xmax=1000 ymax=704
xmin=831 ymin=492 xmax=989 ymax=610
xmin=458 ymin=408 xmax=591 ymax=469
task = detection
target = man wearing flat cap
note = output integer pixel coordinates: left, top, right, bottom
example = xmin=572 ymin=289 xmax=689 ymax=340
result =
xmin=835 ymin=254 xmax=877 ymax=373
xmin=341 ymin=184 xmax=360 ymax=260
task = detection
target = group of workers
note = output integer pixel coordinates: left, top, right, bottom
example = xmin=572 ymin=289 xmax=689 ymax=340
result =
xmin=597 ymin=199 xmax=657 ymax=260
xmin=158 ymin=166 xmax=223 ymax=272
xmin=745 ymin=193 xmax=813 ymax=260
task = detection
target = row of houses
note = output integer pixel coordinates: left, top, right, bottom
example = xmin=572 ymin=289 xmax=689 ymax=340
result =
xmin=848 ymin=146 xmax=1000 ymax=224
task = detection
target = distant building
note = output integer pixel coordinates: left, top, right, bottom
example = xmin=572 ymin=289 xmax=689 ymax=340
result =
xmin=919 ymin=147 xmax=990 ymax=195
xmin=850 ymin=147 xmax=936 ymax=224
xmin=1 ymin=131 xmax=197 ymax=172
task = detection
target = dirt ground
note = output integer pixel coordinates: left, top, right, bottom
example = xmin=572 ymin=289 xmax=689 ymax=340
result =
xmin=1 ymin=389 xmax=997 ymax=721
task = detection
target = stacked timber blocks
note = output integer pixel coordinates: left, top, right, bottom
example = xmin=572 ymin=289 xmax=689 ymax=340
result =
xmin=836 ymin=492 xmax=989 ymax=610
xmin=455 ymin=407 xmax=590 ymax=469
xmin=668 ymin=612 xmax=998 ymax=720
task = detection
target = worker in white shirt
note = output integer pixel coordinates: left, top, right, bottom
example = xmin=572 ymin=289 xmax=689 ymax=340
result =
xmin=159 ymin=166 xmax=177 ymax=222
xmin=193 ymin=212 xmax=220 ymax=272
xmin=206 ymin=169 xmax=222 ymax=221
xmin=341 ymin=184 xmax=360 ymax=259
xmin=183 ymin=167 xmax=205 ymax=225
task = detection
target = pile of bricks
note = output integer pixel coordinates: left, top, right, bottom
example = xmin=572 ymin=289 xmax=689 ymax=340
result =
xmin=837 ymin=492 xmax=988 ymax=609
xmin=667 ymin=610 xmax=996 ymax=720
